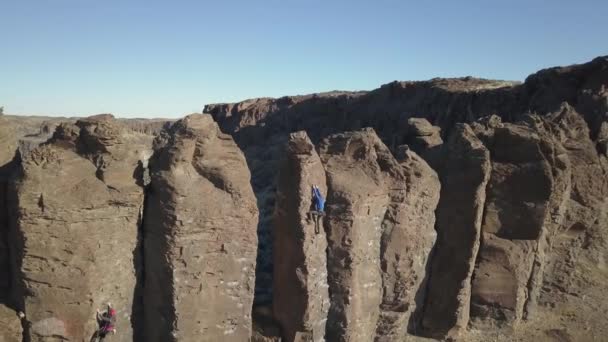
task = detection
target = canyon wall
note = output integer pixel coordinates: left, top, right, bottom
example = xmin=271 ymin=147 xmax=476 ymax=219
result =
xmin=0 ymin=56 xmax=606 ymax=341
xmin=144 ymin=114 xmax=258 ymax=341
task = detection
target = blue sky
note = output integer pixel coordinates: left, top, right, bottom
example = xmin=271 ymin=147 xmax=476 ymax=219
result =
xmin=1 ymin=0 xmax=607 ymax=118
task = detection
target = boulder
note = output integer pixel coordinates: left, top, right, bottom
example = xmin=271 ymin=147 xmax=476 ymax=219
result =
xmin=144 ymin=114 xmax=258 ymax=341
xmin=405 ymin=118 xmax=440 ymax=137
xmin=402 ymin=118 xmax=443 ymax=169
xmin=8 ymin=115 xmax=153 ymax=341
xmin=273 ymin=131 xmax=329 ymax=342
xmin=421 ymin=124 xmax=491 ymax=338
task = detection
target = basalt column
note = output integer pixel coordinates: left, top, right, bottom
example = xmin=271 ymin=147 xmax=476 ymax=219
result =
xmin=273 ymin=131 xmax=329 ymax=342
xmin=421 ymin=124 xmax=491 ymax=338
xmin=319 ymin=128 xmax=439 ymax=342
xmin=8 ymin=115 xmax=152 ymax=342
xmin=144 ymin=114 xmax=258 ymax=341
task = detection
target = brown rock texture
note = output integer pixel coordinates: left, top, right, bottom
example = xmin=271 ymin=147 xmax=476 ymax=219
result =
xmin=273 ymin=131 xmax=329 ymax=342
xmin=470 ymin=116 xmax=571 ymax=328
xmin=0 ymin=304 xmax=22 ymax=342
xmin=205 ymin=58 xmax=608 ymax=328
xmin=143 ymin=114 xmax=258 ymax=341
xmin=319 ymin=129 xmax=390 ymax=341
xmin=0 ymin=56 xmax=607 ymax=342
xmin=318 ymin=129 xmax=439 ymax=342
xmin=375 ymin=147 xmax=440 ymax=341
xmin=8 ymin=114 xmax=153 ymax=341
xmin=421 ymin=124 xmax=491 ymax=338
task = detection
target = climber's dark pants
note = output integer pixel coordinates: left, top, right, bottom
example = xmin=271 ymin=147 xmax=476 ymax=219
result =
xmin=308 ymin=211 xmax=325 ymax=234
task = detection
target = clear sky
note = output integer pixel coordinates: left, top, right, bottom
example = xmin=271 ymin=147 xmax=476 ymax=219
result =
xmin=1 ymin=0 xmax=607 ymax=118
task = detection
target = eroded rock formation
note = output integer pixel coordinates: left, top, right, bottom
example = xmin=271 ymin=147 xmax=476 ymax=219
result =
xmin=144 ymin=114 xmax=258 ymax=341
xmin=8 ymin=115 xmax=152 ymax=341
xmin=375 ymin=146 xmax=440 ymax=341
xmin=0 ymin=56 xmax=607 ymax=342
xmin=317 ymin=129 xmax=440 ymax=342
xmin=319 ymin=129 xmax=388 ymax=341
xmin=270 ymin=129 xmax=441 ymax=342
xmin=273 ymin=131 xmax=329 ymax=342
xmin=421 ymin=124 xmax=491 ymax=338
xmin=469 ymin=116 xmax=571 ymax=328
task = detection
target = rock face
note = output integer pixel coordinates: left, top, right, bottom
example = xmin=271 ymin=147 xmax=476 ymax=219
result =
xmin=375 ymin=147 xmax=440 ymax=341
xmin=319 ymin=129 xmax=390 ymax=341
xmin=273 ymin=131 xmax=329 ymax=342
xmin=8 ymin=115 xmax=153 ymax=341
xmin=0 ymin=304 xmax=22 ymax=342
xmin=318 ymin=129 xmax=439 ymax=342
xmin=469 ymin=116 xmax=571 ymax=327
xmin=535 ymin=105 xmax=608 ymax=341
xmin=400 ymin=118 xmax=443 ymax=169
xmin=1 ymin=56 xmax=607 ymax=342
xmin=403 ymin=118 xmax=443 ymax=151
xmin=205 ymin=58 xmax=608 ymax=323
xmin=144 ymin=114 xmax=258 ymax=341
xmin=421 ymin=125 xmax=491 ymax=338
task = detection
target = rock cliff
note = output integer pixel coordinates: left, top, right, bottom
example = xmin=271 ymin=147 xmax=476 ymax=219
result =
xmin=204 ymin=56 xmax=608 ymax=341
xmin=144 ymin=114 xmax=258 ymax=341
xmin=8 ymin=115 xmax=152 ymax=341
xmin=271 ymin=129 xmax=440 ymax=342
xmin=0 ymin=56 xmax=607 ymax=341
xmin=273 ymin=131 xmax=329 ymax=342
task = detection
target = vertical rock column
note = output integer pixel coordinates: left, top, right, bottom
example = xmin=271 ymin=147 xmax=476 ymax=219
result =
xmin=375 ymin=147 xmax=440 ymax=341
xmin=421 ymin=124 xmax=491 ymax=338
xmin=273 ymin=131 xmax=329 ymax=342
xmin=144 ymin=114 xmax=258 ymax=341
xmin=469 ymin=120 xmax=571 ymax=327
xmin=319 ymin=128 xmax=438 ymax=342
xmin=8 ymin=115 xmax=152 ymax=342
xmin=319 ymin=129 xmax=388 ymax=341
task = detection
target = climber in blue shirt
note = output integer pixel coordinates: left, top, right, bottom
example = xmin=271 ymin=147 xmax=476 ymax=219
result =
xmin=309 ymin=185 xmax=325 ymax=234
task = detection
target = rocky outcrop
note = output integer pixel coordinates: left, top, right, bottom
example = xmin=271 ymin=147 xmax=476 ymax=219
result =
xmin=421 ymin=113 xmax=574 ymax=337
xmin=319 ymin=129 xmax=390 ymax=341
xmin=403 ymin=118 xmax=442 ymax=151
xmin=8 ymin=114 xmax=153 ymax=341
xmin=1 ymin=56 xmax=607 ymax=342
xmin=318 ymin=129 xmax=439 ymax=341
xmin=469 ymin=116 xmax=571 ymax=328
xmin=273 ymin=131 xmax=329 ymax=342
xmin=534 ymin=105 xmax=608 ymax=341
xmin=421 ymin=125 xmax=491 ymax=338
xmin=0 ymin=304 xmax=22 ymax=342
xmin=400 ymin=118 xmax=443 ymax=169
xmin=144 ymin=114 xmax=258 ymax=341
xmin=205 ymin=58 xmax=608 ymax=320
xmin=375 ymin=147 xmax=440 ymax=341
